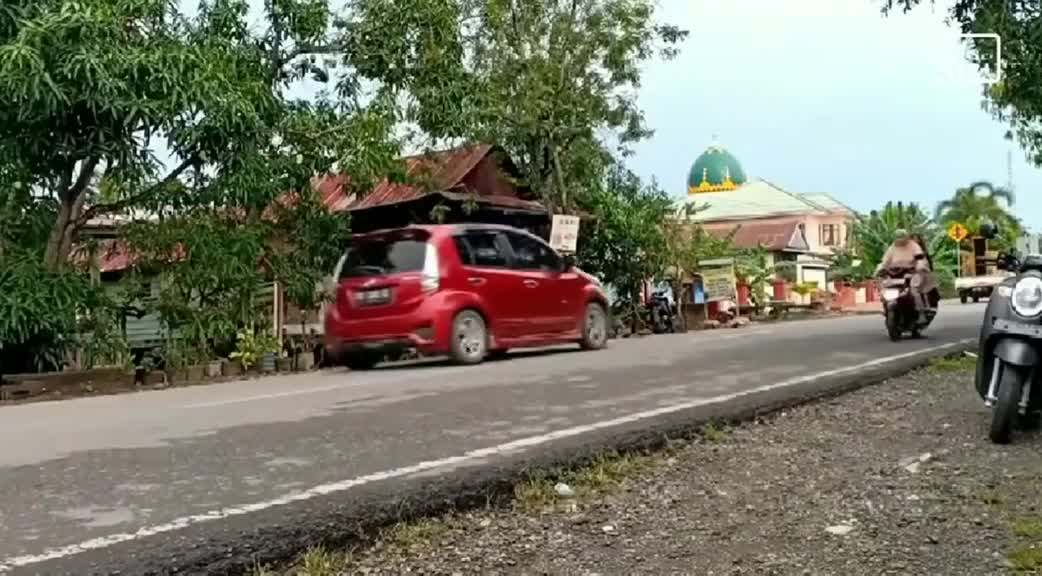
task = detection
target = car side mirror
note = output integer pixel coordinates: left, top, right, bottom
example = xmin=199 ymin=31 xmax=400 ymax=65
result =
xmin=561 ymin=253 xmax=576 ymax=271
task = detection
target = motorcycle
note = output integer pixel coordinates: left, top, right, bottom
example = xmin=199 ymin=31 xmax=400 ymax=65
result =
xmin=647 ymin=286 xmax=679 ymax=334
xmin=878 ymin=258 xmax=935 ymax=341
xmin=974 ymin=235 xmax=1042 ymax=443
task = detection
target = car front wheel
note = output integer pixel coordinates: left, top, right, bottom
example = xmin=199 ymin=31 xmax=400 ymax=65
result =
xmin=580 ymin=302 xmax=608 ymax=350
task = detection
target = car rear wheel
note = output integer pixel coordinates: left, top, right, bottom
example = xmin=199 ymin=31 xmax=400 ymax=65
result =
xmin=450 ymin=310 xmax=487 ymax=365
xmin=580 ymin=302 xmax=608 ymax=350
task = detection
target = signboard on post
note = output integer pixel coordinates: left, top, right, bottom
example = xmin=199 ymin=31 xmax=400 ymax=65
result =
xmin=948 ymin=222 xmax=968 ymax=242
xmin=698 ymin=258 xmax=737 ymax=302
xmin=550 ymin=214 xmax=580 ymax=254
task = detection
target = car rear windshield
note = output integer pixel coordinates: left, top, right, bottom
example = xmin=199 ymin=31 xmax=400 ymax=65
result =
xmin=338 ymin=232 xmax=429 ymax=279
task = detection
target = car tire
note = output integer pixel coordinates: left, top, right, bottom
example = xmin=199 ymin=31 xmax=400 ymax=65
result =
xmin=580 ymin=301 xmax=609 ymax=350
xmin=960 ymin=292 xmax=968 ymax=304
xmin=487 ymin=349 xmax=509 ymax=361
xmin=450 ymin=310 xmax=488 ymax=365
xmin=344 ymin=352 xmax=378 ymax=371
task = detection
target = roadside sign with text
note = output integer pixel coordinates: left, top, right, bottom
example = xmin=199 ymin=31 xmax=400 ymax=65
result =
xmin=699 ymin=258 xmax=737 ymax=302
xmin=550 ymin=214 xmax=580 ymax=253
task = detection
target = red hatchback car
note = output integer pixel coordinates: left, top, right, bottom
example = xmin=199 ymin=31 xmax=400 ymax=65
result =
xmin=324 ymin=224 xmax=610 ymax=369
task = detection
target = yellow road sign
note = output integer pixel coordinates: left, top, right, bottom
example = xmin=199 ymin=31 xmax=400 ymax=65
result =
xmin=948 ymin=222 xmax=968 ymax=242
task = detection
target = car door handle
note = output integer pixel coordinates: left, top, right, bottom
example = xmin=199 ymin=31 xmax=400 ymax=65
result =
xmin=468 ymin=277 xmax=487 ymax=286
xmin=523 ymin=279 xmax=539 ymax=288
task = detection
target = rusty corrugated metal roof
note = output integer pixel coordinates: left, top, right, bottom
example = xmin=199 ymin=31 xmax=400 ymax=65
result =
xmin=314 ymin=143 xmax=529 ymax=212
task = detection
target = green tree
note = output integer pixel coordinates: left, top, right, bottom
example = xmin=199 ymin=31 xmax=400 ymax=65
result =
xmin=0 ymin=0 xmax=417 ymax=369
xmin=935 ymin=181 xmax=1021 ymax=249
xmin=882 ymin=1 xmax=1042 ymax=165
xmin=577 ymin=161 xmax=672 ymax=328
xmin=0 ymin=0 xmax=402 ymax=271
xmin=346 ymin=0 xmax=688 ymax=212
xmin=848 ymin=201 xmax=957 ymax=295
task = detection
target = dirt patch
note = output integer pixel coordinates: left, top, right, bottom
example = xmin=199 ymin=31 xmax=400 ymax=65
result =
xmin=270 ymin=359 xmax=1042 ymax=575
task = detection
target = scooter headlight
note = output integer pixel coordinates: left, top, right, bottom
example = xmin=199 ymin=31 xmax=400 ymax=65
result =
xmin=1011 ymin=276 xmax=1042 ymax=317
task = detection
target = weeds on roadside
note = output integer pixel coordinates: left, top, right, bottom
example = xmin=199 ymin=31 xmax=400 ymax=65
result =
xmin=514 ymin=451 xmax=656 ymax=513
xmin=257 ymin=545 xmax=351 ymax=576
xmin=927 ymin=354 xmax=975 ymax=374
xmin=387 ymin=517 xmax=456 ymax=550
xmin=700 ymin=421 xmax=732 ymax=443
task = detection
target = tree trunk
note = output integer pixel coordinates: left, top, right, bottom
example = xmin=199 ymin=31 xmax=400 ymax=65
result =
xmin=43 ymin=157 xmax=99 ymax=272
xmin=44 ymin=199 xmax=75 ymax=271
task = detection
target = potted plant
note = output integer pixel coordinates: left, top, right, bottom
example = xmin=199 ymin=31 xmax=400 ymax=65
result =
xmin=229 ymin=330 xmax=260 ymax=375
xmin=257 ymin=332 xmax=279 ymax=374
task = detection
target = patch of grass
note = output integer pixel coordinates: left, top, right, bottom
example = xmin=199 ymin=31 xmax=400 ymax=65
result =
xmin=262 ymin=545 xmax=351 ymax=576
xmin=514 ymin=451 xmax=657 ymax=513
xmin=1008 ymin=544 xmax=1042 ymax=572
xmin=927 ymin=354 xmax=975 ymax=374
xmin=1013 ymin=517 xmax=1042 ymax=539
xmin=700 ymin=421 xmax=732 ymax=443
xmin=386 ymin=517 xmax=455 ymax=550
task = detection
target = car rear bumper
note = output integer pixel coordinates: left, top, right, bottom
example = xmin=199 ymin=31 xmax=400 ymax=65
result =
xmin=324 ymin=306 xmax=443 ymax=358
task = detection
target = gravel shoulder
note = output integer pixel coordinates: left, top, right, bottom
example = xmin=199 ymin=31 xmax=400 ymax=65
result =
xmin=271 ymin=356 xmax=1042 ymax=576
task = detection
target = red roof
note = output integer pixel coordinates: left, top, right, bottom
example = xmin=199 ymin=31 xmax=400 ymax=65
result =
xmin=702 ymin=219 xmax=809 ymax=252
xmin=71 ymin=238 xmax=187 ymax=273
xmin=313 ymin=143 xmax=544 ymax=213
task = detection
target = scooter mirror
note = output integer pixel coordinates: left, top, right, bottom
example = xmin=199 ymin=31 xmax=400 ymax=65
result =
xmin=980 ymin=222 xmax=1000 ymax=240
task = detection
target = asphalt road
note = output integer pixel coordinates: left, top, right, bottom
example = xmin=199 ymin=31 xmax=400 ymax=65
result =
xmin=0 ymin=304 xmax=986 ymax=575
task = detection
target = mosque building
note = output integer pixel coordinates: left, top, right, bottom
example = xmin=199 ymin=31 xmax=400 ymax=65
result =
xmin=681 ymin=139 xmax=855 ymax=299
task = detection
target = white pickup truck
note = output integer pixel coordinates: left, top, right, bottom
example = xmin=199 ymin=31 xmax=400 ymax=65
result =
xmin=955 ymin=273 xmax=1012 ymax=304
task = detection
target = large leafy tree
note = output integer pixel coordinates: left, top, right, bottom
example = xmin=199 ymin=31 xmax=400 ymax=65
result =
xmin=0 ymin=0 xmax=415 ymax=370
xmin=0 ymin=0 xmax=401 ymax=271
xmin=345 ymin=0 xmax=688 ymax=213
xmin=883 ymin=1 xmax=1042 ymax=165
xmin=935 ymin=180 xmax=1021 ymax=248
xmin=848 ymin=200 xmax=957 ymax=293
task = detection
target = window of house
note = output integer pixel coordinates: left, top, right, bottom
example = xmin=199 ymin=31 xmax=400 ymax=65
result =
xmin=820 ymin=224 xmax=841 ymax=247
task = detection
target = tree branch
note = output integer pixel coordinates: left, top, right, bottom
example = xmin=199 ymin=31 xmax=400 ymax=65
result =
xmin=76 ymin=155 xmax=196 ymax=225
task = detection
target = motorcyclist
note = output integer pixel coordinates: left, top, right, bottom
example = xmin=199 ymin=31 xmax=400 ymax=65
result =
xmin=876 ymin=229 xmax=934 ymax=321
xmin=909 ymin=232 xmax=941 ymax=309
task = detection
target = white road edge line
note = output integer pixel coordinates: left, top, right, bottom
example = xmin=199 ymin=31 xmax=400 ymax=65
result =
xmin=0 ymin=339 xmax=972 ymax=572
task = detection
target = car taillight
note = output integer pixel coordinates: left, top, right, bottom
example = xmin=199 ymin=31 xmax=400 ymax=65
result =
xmin=421 ymin=242 xmax=439 ymax=292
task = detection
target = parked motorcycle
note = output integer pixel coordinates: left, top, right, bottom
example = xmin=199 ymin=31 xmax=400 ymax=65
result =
xmin=648 ymin=286 xmax=679 ymax=334
xmin=974 ymin=226 xmax=1042 ymax=443
xmin=878 ymin=259 xmax=935 ymax=341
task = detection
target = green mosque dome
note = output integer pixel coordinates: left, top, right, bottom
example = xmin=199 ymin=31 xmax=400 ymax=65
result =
xmin=687 ymin=142 xmax=747 ymax=195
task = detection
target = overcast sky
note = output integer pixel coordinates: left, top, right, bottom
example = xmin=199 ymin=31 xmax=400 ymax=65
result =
xmin=179 ymin=0 xmax=1039 ymax=229
xmin=631 ymin=0 xmax=1039 ymax=230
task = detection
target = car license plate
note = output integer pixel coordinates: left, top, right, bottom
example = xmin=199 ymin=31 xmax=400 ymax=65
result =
xmin=356 ymin=288 xmax=391 ymax=305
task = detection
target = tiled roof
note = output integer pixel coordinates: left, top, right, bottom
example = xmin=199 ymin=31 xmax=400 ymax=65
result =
xmin=684 ymin=179 xmax=850 ymax=222
xmin=702 ymin=218 xmax=809 ymax=252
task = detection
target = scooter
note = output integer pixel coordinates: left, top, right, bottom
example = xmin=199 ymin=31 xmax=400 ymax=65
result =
xmin=878 ymin=259 xmax=935 ymax=341
xmin=648 ymin=287 xmax=678 ymax=334
xmin=974 ymin=231 xmax=1042 ymax=443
